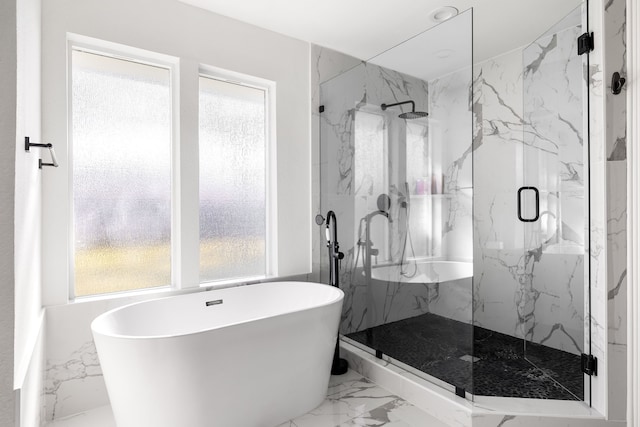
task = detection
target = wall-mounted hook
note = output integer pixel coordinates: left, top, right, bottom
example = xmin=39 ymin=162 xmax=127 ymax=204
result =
xmin=612 ymin=71 xmax=626 ymax=95
xmin=25 ymin=136 xmax=59 ymax=169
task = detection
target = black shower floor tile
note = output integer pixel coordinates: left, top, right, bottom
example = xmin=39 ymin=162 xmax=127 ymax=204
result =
xmin=346 ymin=313 xmax=583 ymax=400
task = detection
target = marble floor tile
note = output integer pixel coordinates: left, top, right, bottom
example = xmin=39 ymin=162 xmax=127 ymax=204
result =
xmin=337 ymin=398 xmax=448 ymax=427
xmin=45 ymin=405 xmax=116 ymax=427
xmin=284 ymin=383 xmax=397 ymax=426
xmin=46 ymin=370 xmax=444 ymax=427
xmin=277 ymin=370 xmax=446 ymax=427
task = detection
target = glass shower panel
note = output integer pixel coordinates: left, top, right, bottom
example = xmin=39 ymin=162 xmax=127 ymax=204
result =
xmin=319 ymin=62 xmax=367 ymax=335
xmin=320 ymin=10 xmax=474 ymax=396
xmin=521 ymin=3 xmax=587 ymax=400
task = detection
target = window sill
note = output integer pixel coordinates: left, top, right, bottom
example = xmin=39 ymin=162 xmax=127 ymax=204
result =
xmin=69 ymin=285 xmax=180 ymax=306
xmin=199 ymin=275 xmax=266 ymax=291
xmin=64 ymin=275 xmax=271 ymax=307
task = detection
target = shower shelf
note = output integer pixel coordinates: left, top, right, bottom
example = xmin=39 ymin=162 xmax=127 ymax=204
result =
xmin=410 ymin=194 xmax=456 ymax=199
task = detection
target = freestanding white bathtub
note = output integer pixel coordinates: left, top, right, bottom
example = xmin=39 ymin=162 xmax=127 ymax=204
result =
xmin=92 ymin=281 xmax=344 ymax=427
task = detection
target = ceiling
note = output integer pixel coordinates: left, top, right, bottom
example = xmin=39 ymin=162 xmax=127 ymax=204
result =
xmin=368 ymin=9 xmax=472 ymax=82
xmin=177 ymin=0 xmax=584 ymax=64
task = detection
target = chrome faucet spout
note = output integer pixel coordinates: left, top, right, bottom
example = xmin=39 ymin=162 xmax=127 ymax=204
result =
xmin=365 ymin=209 xmax=390 ymax=223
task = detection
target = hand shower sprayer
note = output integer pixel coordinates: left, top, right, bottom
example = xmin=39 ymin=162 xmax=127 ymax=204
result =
xmin=315 ymin=211 xmax=349 ymax=375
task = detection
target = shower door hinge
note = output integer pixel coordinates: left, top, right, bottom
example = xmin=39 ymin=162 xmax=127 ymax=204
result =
xmin=577 ymin=32 xmax=594 ymax=55
xmin=581 ymin=353 xmax=598 ymax=376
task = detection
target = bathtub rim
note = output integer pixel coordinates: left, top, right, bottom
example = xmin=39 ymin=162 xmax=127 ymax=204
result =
xmin=365 ymin=259 xmax=473 ymax=283
xmin=91 ymin=281 xmax=344 ymax=341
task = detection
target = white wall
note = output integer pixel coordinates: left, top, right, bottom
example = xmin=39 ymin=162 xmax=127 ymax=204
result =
xmin=0 ymin=0 xmax=17 ymax=424
xmin=41 ymin=0 xmax=312 ymax=307
xmin=41 ymin=0 xmax=312 ymax=420
xmin=15 ymin=0 xmax=44 ymax=424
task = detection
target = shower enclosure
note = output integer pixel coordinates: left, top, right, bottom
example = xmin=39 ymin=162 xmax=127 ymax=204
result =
xmin=318 ymin=1 xmax=591 ymax=403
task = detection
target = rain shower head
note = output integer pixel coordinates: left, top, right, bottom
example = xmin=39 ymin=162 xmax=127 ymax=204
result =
xmin=399 ymin=110 xmax=429 ymax=120
xmin=381 ymin=100 xmax=428 ymax=120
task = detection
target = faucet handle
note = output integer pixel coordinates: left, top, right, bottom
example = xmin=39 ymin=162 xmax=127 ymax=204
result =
xmin=377 ymin=194 xmax=391 ymax=212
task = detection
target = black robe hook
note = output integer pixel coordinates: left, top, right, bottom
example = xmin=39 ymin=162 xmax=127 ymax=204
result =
xmin=612 ymin=72 xmax=626 ymax=95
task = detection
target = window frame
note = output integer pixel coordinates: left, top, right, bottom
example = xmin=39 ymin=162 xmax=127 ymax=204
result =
xmin=197 ymin=66 xmax=278 ymax=286
xmin=66 ymin=38 xmax=277 ymax=301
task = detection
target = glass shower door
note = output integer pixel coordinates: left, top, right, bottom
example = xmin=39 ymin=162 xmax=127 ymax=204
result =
xmin=319 ymin=9 xmax=474 ymax=397
xmin=520 ymin=2 xmax=588 ymax=401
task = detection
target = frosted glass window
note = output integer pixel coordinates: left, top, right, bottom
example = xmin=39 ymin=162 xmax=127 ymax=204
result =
xmin=72 ymin=50 xmax=172 ymax=297
xmin=354 ymin=111 xmax=385 ymax=197
xmin=406 ymin=122 xmax=436 ymax=257
xmin=354 ymin=111 xmax=388 ymax=260
xmin=406 ymin=122 xmax=430 ymax=194
xmin=199 ymin=76 xmax=266 ymax=282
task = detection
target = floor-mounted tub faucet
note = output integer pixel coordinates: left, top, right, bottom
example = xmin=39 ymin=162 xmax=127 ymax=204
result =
xmin=325 ymin=211 xmax=345 ymax=288
xmin=315 ymin=210 xmax=349 ymax=375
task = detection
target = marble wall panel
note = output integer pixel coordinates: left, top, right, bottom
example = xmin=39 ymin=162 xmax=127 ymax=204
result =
xmin=605 ymin=161 xmax=626 ymax=421
xmin=315 ymin=0 xmax=625 ymax=411
xmin=45 ymin=302 xmax=115 ymax=421
xmin=603 ymin=0 xmax=627 ymax=420
xmin=474 ymin=51 xmax=525 ymax=149
xmin=605 ymin=0 xmax=627 ymax=162
xmin=473 ymin=16 xmax=589 ymax=356
xmin=317 ymin=46 xmax=476 ymax=335
xmin=582 ymin=0 xmax=607 ymax=414
xmin=311 ymin=45 xmax=362 ymax=284
xmin=430 ymin=69 xmax=474 ymax=261
xmin=311 ymin=4 xmax=629 ymax=424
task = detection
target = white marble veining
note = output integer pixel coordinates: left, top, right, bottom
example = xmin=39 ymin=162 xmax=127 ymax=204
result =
xmin=473 ymin=18 xmax=588 ymax=354
xmin=607 ymin=161 xmax=627 ymax=347
xmin=45 ymin=405 xmax=115 ymax=427
xmin=605 ymin=0 xmax=627 ymax=161
xmin=429 ymin=67 xmax=474 ymax=262
xmin=603 ymin=0 xmax=628 ymax=421
xmin=311 ymin=45 xmax=362 ymax=284
xmin=471 ymin=414 xmax=621 ymax=427
xmin=44 ymin=340 xmax=105 ymax=421
xmin=472 ymin=48 xmax=525 ymax=339
xmin=318 ymin=32 xmax=473 ymax=337
xmin=45 ymin=370 xmax=448 ymax=427
xmin=44 ymin=300 xmax=123 ymax=422
xmin=341 ymin=342 xmax=473 ymax=427
xmin=587 ymin=0 xmax=608 ymax=414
